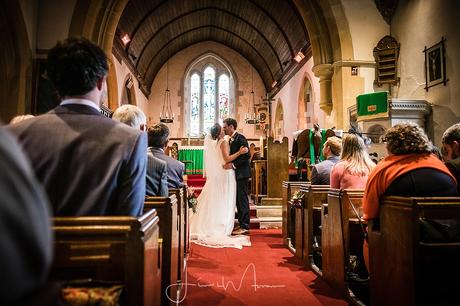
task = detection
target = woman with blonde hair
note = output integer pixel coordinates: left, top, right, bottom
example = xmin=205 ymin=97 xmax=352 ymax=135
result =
xmin=330 ymin=133 xmax=375 ymax=189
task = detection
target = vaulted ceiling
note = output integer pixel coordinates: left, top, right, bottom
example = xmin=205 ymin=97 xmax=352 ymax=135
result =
xmin=115 ymin=0 xmax=310 ymax=96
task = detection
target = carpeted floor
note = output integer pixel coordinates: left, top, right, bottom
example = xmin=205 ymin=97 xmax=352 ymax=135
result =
xmin=182 ymin=229 xmax=349 ymax=305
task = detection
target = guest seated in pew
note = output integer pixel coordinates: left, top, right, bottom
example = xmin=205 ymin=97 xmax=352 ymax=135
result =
xmin=8 ymin=38 xmax=147 ymax=216
xmin=0 ymin=127 xmax=54 ymax=306
xmin=442 ymin=123 xmax=460 ymax=191
xmin=330 ymin=133 xmax=375 ymax=189
xmin=148 ymin=123 xmax=185 ymax=188
xmin=311 ymin=136 xmax=341 ymax=185
xmin=113 ymin=105 xmax=168 ymax=196
xmin=363 ymin=122 xmax=457 ymax=270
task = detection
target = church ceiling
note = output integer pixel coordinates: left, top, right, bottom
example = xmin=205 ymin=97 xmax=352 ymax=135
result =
xmin=115 ymin=0 xmax=310 ymax=96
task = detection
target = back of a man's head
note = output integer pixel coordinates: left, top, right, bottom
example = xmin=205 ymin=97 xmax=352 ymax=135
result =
xmin=148 ymin=123 xmax=169 ymax=148
xmin=324 ymin=136 xmax=342 ymax=157
xmin=47 ymin=37 xmax=108 ymax=97
xmin=442 ymin=123 xmax=460 ymax=145
xmin=112 ymin=105 xmax=146 ymax=130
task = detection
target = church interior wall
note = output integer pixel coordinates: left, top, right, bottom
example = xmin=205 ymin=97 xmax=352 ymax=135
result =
xmin=36 ymin=0 xmax=76 ymax=50
xmin=391 ymin=0 xmax=460 ymax=145
xmin=147 ymin=41 xmax=265 ymax=139
xmin=273 ymin=57 xmax=320 ymax=151
xmin=112 ymin=54 xmax=150 ymax=117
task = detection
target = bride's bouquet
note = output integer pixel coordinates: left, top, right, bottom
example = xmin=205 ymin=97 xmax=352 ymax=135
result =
xmin=187 ymin=187 xmax=198 ymax=213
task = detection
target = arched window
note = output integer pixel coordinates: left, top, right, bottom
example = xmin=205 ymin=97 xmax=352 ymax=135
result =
xmin=218 ymin=74 xmax=230 ymax=122
xmin=186 ymin=59 xmax=234 ymax=136
xmin=190 ymin=73 xmax=200 ymax=136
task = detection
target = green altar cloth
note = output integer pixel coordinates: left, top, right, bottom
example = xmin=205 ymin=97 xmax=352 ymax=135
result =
xmin=357 ymin=91 xmax=388 ymax=120
xmin=178 ymin=147 xmax=204 ymax=174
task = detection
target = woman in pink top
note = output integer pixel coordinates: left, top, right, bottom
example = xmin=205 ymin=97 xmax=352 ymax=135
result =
xmin=330 ymin=133 xmax=375 ymax=189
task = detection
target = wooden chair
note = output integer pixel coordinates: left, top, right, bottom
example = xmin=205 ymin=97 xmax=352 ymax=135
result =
xmin=301 ymin=184 xmax=330 ymax=275
xmin=322 ymin=189 xmax=365 ymax=304
xmin=144 ymin=195 xmax=180 ymax=305
xmin=51 ymin=208 xmax=161 ymax=306
xmin=368 ymin=196 xmax=460 ymax=306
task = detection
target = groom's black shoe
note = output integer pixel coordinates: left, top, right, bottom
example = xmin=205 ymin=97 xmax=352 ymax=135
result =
xmin=232 ymin=228 xmax=249 ymax=235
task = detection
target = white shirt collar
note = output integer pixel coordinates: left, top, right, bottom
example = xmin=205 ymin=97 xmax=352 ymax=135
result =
xmin=60 ymin=98 xmax=101 ymax=112
xmin=231 ymin=131 xmax=237 ymax=139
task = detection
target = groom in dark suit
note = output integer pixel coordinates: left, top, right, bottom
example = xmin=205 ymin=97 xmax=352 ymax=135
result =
xmin=223 ymin=118 xmax=251 ymax=235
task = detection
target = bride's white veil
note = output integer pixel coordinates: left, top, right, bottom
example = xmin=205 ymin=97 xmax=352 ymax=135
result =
xmin=203 ymin=134 xmax=221 ymax=179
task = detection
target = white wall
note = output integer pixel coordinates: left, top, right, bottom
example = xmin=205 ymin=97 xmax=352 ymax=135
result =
xmin=391 ymin=0 xmax=460 ymax=144
xmin=273 ymin=57 xmax=320 ymax=151
xmin=112 ymin=55 xmax=150 ymax=117
xmin=18 ymin=0 xmax=38 ymax=54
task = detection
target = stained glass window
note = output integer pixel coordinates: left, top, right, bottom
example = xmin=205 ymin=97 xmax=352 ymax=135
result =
xmin=218 ymin=74 xmax=229 ymax=124
xmin=190 ymin=73 xmax=200 ymax=136
xmin=203 ymin=66 xmax=215 ymax=134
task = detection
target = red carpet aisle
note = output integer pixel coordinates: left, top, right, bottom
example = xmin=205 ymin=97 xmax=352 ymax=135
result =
xmin=182 ymin=229 xmax=349 ymax=306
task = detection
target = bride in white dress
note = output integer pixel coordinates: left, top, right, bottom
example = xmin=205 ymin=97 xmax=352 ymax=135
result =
xmin=190 ymin=123 xmax=251 ymax=249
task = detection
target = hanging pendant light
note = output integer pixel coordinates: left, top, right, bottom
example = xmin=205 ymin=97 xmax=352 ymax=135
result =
xmin=160 ymin=45 xmax=174 ymax=123
xmin=245 ymin=66 xmax=260 ymax=125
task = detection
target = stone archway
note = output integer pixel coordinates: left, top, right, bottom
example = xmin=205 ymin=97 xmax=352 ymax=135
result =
xmin=0 ymin=1 xmax=33 ymax=122
xmin=293 ymin=0 xmax=355 ymax=129
xmin=69 ymin=0 xmax=129 ymax=110
xmin=274 ymin=99 xmax=284 ymax=140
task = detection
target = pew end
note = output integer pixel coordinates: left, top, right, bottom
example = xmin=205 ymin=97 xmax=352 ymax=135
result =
xmin=369 ymin=196 xmax=460 ymax=306
xmin=51 ymin=209 xmax=161 ymax=306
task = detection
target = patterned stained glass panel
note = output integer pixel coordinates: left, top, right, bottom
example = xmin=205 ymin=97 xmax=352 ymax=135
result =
xmin=190 ymin=73 xmax=200 ymax=136
xmin=218 ymin=74 xmax=229 ymax=123
xmin=203 ymin=66 xmax=215 ymax=134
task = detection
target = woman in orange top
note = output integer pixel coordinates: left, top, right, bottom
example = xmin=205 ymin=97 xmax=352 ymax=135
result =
xmin=363 ymin=122 xmax=457 ymax=271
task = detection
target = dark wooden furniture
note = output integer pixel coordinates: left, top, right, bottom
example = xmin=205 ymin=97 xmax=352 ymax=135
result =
xmin=169 ymin=187 xmax=188 ymax=286
xmin=145 ymin=195 xmax=180 ymax=305
xmin=282 ymin=181 xmax=309 ymax=251
xmin=368 ymin=196 xmax=460 ymax=306
xmin=301 ymin=184 xmax=330 ymax=274
xmin=51 ymin=208 xmax=161 ymax=306
xmin=322 ymin=189 xmax=365 ymax=304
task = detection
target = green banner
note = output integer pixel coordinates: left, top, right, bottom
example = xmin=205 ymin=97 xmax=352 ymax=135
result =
xmin=178 ymin=149 xmax=204 ymax=174
xmin=357 ymin=91 xmax=388 ymax=119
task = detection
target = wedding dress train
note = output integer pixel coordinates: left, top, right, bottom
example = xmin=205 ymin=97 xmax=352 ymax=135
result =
xmin=189 ymin=136 xmax=251 ymax=249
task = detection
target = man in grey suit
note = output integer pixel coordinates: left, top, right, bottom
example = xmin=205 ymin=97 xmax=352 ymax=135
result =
xmin=148 ymin=124 xmax=185 ymax=189
xmin=310 ymin=136 xmax=342 ymax=185
xmin=113 ymin=105 xmax=168 ymax=196
xmin=0 ymin=127 xmax=53 ymax=306
xmin=8 ymin=38 xmax=147 ymax=216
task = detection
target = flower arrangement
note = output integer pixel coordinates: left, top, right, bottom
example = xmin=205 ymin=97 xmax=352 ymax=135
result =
xmin=187 ymin=187 xmax=198 ymax=213
xmin=290 ymin=191 xmax=305 ymax=208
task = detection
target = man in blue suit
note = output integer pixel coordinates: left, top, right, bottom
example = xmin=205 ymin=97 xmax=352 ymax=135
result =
xmin=148 ymin=124 xmax=185 ymax=189
xmin=8 ymin=38 xmax=147 ymax=216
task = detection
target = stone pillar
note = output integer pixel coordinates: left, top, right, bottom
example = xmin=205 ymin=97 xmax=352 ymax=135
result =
xmin=312 ymin=64 xmax=333 ymax=113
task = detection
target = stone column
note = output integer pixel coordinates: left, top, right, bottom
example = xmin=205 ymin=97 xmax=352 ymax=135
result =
xmin=312 ymin=64 xmax=333 ymax=113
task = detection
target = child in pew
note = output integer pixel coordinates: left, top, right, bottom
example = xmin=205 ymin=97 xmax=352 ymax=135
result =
xmin=363 ymin=122 xmax=457 ymax=271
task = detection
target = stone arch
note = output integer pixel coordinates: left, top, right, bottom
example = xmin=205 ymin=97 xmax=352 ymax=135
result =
xmin=297 ymin=75 xmax=315 ymax=130
xmin=69 ymin=0 xmax=129 ymax=110
xmin=293 ymin=0 xmax=354 ymax=127
xmin=0 ymin=1 xmax=33 ymax=122
xmin=274 ymin=99 xmax=284 ymax=140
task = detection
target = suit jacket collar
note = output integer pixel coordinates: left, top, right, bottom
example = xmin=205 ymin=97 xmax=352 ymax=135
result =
xmin=52 ymin=104 xmax=102 ymax=116
xmin=149 ymin=147 xmax=165 ymax=154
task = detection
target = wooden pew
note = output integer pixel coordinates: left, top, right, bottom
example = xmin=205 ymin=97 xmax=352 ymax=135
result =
xmin=301 ymin=184 xmax=330 ymax=274
xmin=282 ymin=181 xmax=309 ymax=251
xmin=51 ymin=208 xmax=161 ymax=306
xmin=169 ymin=187 xmax=188 ymax=286
xmin=144 ymin=195 xmax=180 ymax=305
xmin=368 ymin=196 xmax=460 ymax=306
xmin=322 ymin=189 xmax=365 ymax=304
